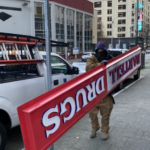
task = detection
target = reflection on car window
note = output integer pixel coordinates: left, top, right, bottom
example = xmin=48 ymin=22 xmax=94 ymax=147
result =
xmin=43 ymin=55 xmax=69 ymax=74
xmin=52 ymin=56 xmax=69 ymax=74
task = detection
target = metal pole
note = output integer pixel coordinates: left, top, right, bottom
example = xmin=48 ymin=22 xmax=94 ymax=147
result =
xmin=44 ymin=0 xmax=53 ymax=150
xmin=136 ymin=0 xmax=139 ymax=46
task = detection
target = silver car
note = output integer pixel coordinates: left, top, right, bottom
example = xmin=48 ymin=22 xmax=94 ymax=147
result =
xmin=81 ymin=52 xmax=95 ymax=62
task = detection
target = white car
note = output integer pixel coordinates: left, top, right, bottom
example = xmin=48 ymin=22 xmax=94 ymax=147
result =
xmin=81 ymin=52 xmax=95 ymax=62
xmin=146 ymin=49 xmax=150 ymax=54
xmin=108 ymin=49 xmax=129 ymax=57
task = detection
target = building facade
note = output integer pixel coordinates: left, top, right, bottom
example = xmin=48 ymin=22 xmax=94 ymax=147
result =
xmin=0 ymin=0 xmax=93 ymax=58
xmin=89 ymin=0 xmax=150 ymax=48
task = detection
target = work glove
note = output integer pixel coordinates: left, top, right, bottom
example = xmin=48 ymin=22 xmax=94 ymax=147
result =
xmin=101 ymin=60 xmax=108 ymax=65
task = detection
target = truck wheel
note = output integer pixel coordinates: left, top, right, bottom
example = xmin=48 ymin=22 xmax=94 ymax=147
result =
xmin=0 ymin=123 xmax=7 ymax=150
xmin=134 ymin=69 xmax=140 ymax=80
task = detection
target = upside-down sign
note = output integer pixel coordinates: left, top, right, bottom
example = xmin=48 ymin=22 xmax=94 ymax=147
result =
xmin=17 ymin=46 xmax=141 ymax=150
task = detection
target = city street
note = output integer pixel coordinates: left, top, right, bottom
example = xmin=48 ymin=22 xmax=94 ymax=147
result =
xmin=4 ymin=56 xmax=150 ymax=150
xmin=1 ymin=0 xmax=150 ymax=149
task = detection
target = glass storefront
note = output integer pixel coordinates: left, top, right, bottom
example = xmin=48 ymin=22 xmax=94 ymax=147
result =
xmin=34 ymin=3 xmax=93 ymax=54
xmin=76 ymin=12 xmax=83 ymax=53
xmin=34 ymin=3 xmax=51 ymax=39
xmin=55 ymin=5 xmax=65 ymax=54
xmin=67 ymin=9 xmax=74 ymax=54
xmin=85 ymin=15 xmax=93 ymax=52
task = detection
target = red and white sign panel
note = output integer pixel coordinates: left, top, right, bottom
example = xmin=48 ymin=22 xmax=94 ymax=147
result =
xmin=17 ymin=46 xmax=141 ymax=150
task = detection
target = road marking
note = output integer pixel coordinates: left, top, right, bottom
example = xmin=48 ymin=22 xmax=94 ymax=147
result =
xmin=113 ymin=76 xmax=144 ymax=97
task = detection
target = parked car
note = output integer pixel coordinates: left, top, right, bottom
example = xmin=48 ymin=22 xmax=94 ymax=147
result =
xmin=81 ymin=52 xmax=95 ymax=62
xmin=146 ymin=49 xmax=150 ymax=54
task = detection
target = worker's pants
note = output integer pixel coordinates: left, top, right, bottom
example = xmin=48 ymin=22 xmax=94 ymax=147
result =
xmin=89 ymin=96 xmax=113 ymax=133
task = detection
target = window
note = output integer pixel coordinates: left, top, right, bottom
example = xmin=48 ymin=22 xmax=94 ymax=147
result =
xmin=107 ymin=24 xmax=112 ymax=28
xmin=132 ymin=19 xmax=134 ymax=24
xmin=108 ymin=1 xmax=112 ymax=7
xmin=131 ymin=33 xmax=134 ymax=37
xmin=97 ymin=17 xmax=101 ymax=24
xmin=118 ymin=27 xmax=126 ymax=31
xmin=118 ymin=0 xmax=126 ymax=2
xmin=107 ymin=31 xmax=112 ymax=36
xmin=84 ymin=15 xmax=92 ymax=51
xmin=94 ymin=2 xmax=102 ymax=8
xmin=118 ymin=5 xmax=126 ymax=10
xmin=36 ymin=7 xmax=42 ymax=15
xmin=35 ymin=3 xmax=51 ymax=40
xmin=107 ymin=17 xmax=112 ymax=21
xmin=67 ymin=9 xmax=74 ymax=54
xmin=132 ymin=4 xmax=134 ymax=9
xmin=118 ymin=34 xmax=125 ymax=37
xmin=97 ymin=10 xmax=102 ymax=15
xmin=98 ymin=24 xmax=101 ymax=29
xmin=118 ymin=12 xmax=126 ymax=17
xmin=131 ymin=11 xmax=134 ymax=16
xmin=107 ymin=9 xmax=112 ymax=14
xmin=51 ymin=56 xmax=70 ymax=74
xmin=130 ymin=26 xmax=134 ymax=32
xmin=118 ymin=19 xmax=126 ymax=24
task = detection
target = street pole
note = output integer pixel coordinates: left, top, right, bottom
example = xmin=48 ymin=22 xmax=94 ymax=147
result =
xmin=44 ymin=0 xmax=53 ymax=150
xmin=136 ymin=0 xmax=139 ymax=46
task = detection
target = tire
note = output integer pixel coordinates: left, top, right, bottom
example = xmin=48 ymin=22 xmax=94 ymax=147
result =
xmin=0 ymin=123 xmax=7 ymax=150
xmin=116 ymin=82 xmax=123 ymax=91
xmin=134 ymin=69 xmax=140 ymax=80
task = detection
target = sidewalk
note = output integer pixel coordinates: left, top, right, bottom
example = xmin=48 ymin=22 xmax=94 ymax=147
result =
xmin=54 ymin=59 xmax=150 ymax=150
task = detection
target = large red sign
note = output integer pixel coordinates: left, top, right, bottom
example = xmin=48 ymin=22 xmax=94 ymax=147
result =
xmin=17 ymin=46 xmax=141 ymax=150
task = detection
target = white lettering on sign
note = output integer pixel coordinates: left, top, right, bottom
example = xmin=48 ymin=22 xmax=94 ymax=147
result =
xmin=96 ymin=76 xmax=105 ymax=94
xmin=75 ymin=89 xmax=88 ymax=112
xmin=60 ymin=97 xmax=76 ymax=123
xmin=42 ymin=76 xmax=105 ymax=138
xmin=41 ymin=105 xmax=60 ymax=138
xmin=107 ymin=52 xmax=141 ymax=92
xmin=86 ymin=81 xmax=96 ymax=101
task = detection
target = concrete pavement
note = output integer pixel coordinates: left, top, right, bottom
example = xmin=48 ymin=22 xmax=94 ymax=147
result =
xmin=54 ymin=56 xmax=150 ymax=150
